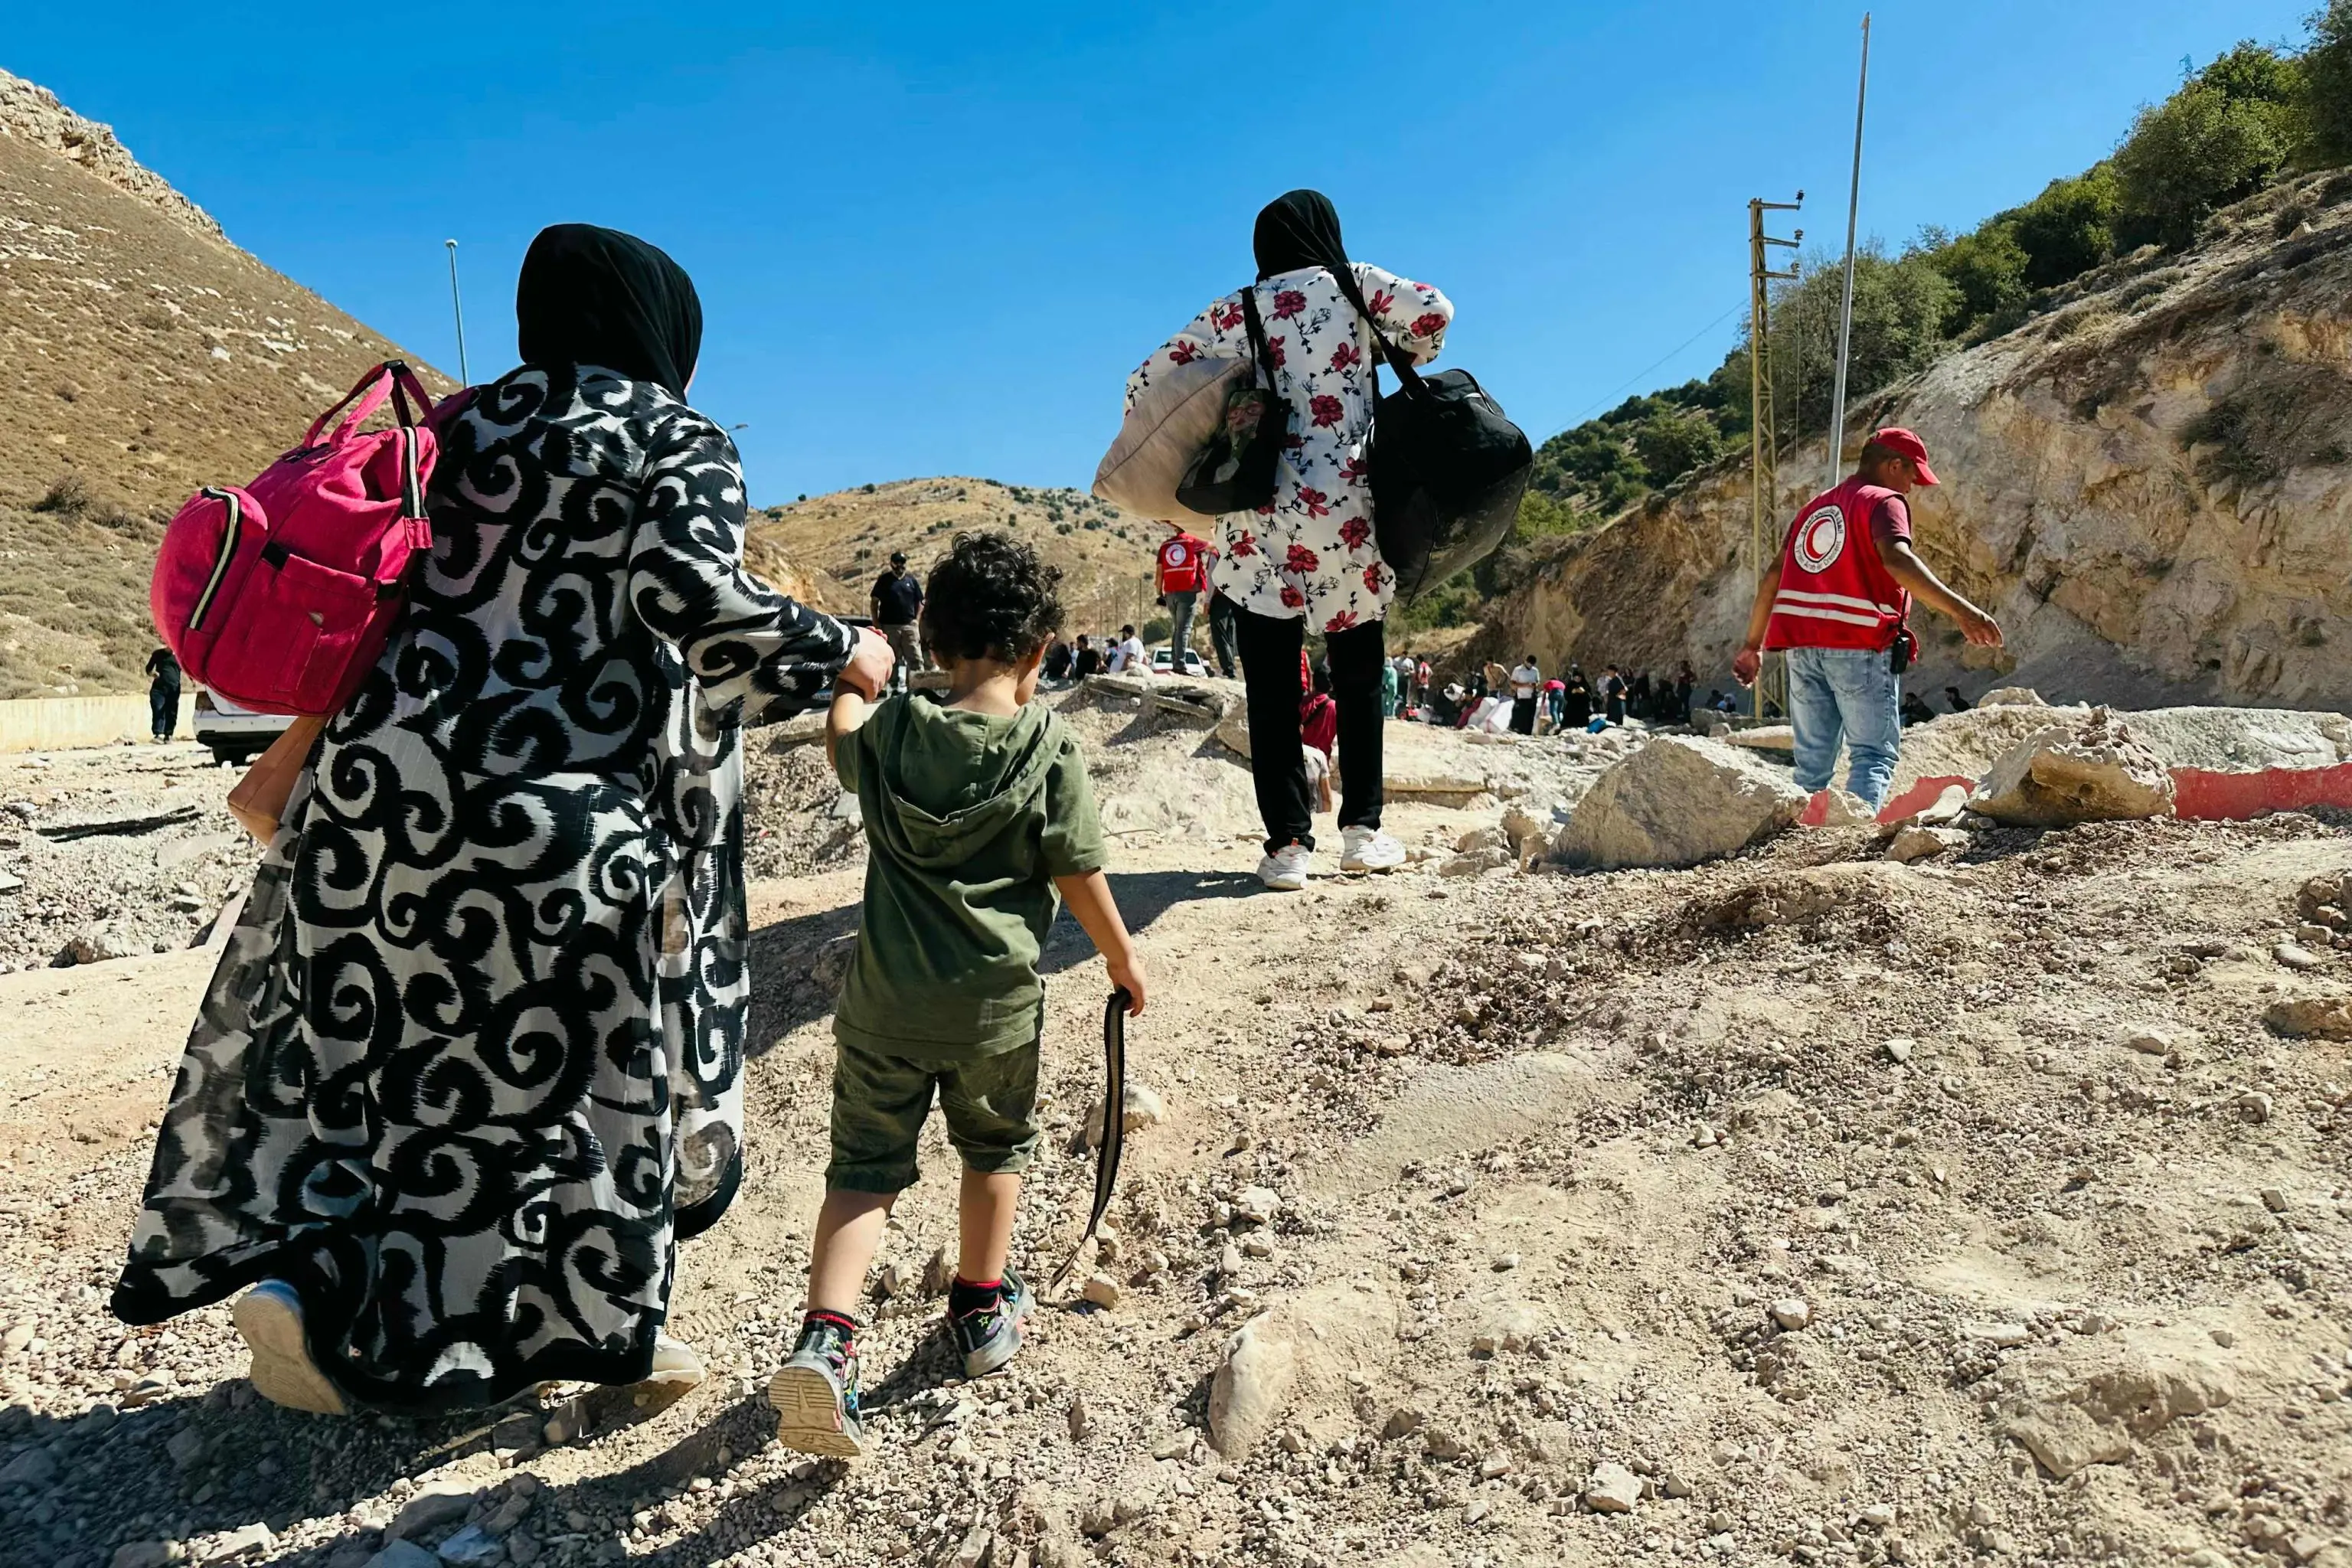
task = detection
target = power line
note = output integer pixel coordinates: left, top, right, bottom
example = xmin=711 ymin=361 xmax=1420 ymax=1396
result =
xmin=1547 ymin=303 xmax=1744 ymax=440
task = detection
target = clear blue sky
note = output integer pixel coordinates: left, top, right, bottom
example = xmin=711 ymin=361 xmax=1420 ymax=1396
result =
xmin=8 ymin=1 xmax=2314 ymax=505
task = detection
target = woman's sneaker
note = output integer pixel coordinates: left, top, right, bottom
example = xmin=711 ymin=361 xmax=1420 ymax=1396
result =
xmin=232 ymin=1279 xmax=346 ymax=1416
xmin=769 ymin=1315 xmax=869 ymax=1459
xmin=1256 ymin=842 xmax=1312 ymax=891
xmin=1339 ymin=827 xmax=1406 ymax=873
xmin=950 ymin=1266 xmax=1034 ymax=1378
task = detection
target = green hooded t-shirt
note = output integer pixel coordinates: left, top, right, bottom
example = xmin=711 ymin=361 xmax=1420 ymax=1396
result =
xmin=831 ymin=693 xmax=1106 ymax=1061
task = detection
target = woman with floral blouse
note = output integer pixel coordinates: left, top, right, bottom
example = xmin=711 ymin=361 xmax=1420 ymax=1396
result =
xmin=1126 ymin=190 xmax=1452 ymax=890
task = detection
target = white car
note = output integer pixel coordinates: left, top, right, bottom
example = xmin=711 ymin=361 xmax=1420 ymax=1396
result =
xmin=1150 ymin=648 xmax=1208 ymax=677
xmin=192 ymin=691 xmax=293 ymax=765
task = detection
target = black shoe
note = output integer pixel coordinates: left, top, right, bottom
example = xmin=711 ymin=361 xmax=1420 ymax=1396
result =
xmin=769 ymin=1316 xmax=868 ymax=1459
xmin=951 ymin=1265 xmax=1034 ymax=1378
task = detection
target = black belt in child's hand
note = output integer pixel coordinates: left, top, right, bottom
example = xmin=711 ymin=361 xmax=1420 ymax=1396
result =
xmin=1047 ymin=988 xmax=1132 ymax=1298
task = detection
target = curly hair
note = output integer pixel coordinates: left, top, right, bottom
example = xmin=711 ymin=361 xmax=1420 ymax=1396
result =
xmin=920 ymin=531 xmax=1065 ymax=665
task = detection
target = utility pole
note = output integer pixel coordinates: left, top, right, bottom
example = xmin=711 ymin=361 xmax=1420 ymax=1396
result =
xmin=444 ymin=240 xmax=470 ymax=385
xmin=1824 ymin=14 xmax=1872 ymax=490
xmin=1749 ymin=194 xmax=1803 ymax=720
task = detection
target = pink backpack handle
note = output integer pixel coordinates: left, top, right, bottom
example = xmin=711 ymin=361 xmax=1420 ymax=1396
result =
xmin=304 ymin=361 xmax=437 ymax=451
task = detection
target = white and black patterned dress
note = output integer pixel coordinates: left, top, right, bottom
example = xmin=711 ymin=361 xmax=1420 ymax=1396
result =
xmin=111 ymin=365 xmax=851 ymax=1413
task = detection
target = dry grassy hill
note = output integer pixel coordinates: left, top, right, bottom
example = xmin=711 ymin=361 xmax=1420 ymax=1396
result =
xmin=749 ymin=477 xmax=1175 ymax=639
xmin=0 ymin=69 xmax=452 ymax=698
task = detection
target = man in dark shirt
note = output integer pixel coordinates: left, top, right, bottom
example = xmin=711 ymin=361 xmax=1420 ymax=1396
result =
xmin=1042 ymin=636 xmax=1073 ymax=685
xmin=144 ymin=647 xmax=181 ymax=743
xmin=1070 ymin=635 xmax=1104 ymax=679
xmin=871 ymin=551 xmax=925 ymax=693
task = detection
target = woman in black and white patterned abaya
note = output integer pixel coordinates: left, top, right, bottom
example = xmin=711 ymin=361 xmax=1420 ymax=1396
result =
xmin=111 ymin=225 xmax=892 ymax=1416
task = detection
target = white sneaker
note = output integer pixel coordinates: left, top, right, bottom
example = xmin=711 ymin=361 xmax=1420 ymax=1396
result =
xmin=233 ymin=1279 xmax=346 ymax=1416
xmin=1339 ymin=826 xmax=1406 ymax=873
xmin=1256 ymin=843 xmax=1313 ymax=891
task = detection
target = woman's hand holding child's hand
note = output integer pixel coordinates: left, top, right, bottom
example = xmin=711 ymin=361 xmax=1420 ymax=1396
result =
xmin=840 ymin=627 xmax=897 ymax=699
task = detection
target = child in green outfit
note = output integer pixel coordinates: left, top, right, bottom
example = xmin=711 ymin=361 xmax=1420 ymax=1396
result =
xmin=769 ymin=531 xmax=1147 ymax=1459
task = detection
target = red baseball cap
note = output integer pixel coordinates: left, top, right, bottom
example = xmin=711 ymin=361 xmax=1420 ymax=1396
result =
xmin=1870 ymin=426 xmax=1939 ymax=486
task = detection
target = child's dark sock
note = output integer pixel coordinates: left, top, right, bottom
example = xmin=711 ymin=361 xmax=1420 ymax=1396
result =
xmin=799 ymin=1308 xmax=860 ymax=1346
xmin=949 ymin=1276 xmax=1003 ymax=1318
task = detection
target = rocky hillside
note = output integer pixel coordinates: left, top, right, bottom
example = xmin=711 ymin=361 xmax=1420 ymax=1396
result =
xmin=748 ymin=478 xmax=1172 ymax=636
xmin=1473 ymin=172 xmax=2352 ymax=711
xmin=0 ymin=70 xmax=453 ymax=698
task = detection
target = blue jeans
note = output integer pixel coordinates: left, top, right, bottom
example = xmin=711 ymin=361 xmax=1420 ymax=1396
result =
xmin=1785 ymin=645 xmax=1902 ymax=808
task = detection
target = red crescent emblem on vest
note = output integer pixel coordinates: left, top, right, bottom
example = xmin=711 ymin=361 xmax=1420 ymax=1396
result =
xmin=1792 ymin=505 xmax=1846 ymax=575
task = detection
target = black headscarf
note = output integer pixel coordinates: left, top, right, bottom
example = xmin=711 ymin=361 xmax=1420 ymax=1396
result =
xmin=1253 ymin=189 xmax=1350 ymax=282
xmin=515 ymin=224 xmax=702 ymax=397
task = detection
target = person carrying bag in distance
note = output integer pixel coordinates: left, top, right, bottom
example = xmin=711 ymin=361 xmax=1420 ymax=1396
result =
xmin=1127 ymin=191 xmax=1451 ymax=891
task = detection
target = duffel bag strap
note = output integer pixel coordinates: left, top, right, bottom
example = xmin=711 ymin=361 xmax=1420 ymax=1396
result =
xmin=1323 ymin=263 xmax=1430 ymax=400
xmin=1240 ymin=286 xmax=1274 ymax=390
xmin=1045 ymin=988 xmax=1134 ymax=1298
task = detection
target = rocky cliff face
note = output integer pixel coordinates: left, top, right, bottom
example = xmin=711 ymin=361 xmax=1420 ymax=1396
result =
xmin=1477 ymin=172 xmax=2352 ymax=711
xmin=0 ymin=69 xmax=225 ymax=243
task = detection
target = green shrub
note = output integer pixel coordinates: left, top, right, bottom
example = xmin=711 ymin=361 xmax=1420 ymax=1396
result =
xmin=1630 ymin=407 xmax=1723 ymax=482
xmin=2009 ymin=165 xmax=2121 ymax=287
xmin=2115 ymin=61 xmax=2301 ymax=247
xmin=1928 ymin=220 xmax=2030 ymax=335
xmin=2305 ymin=0 xmax=2352 ymax=165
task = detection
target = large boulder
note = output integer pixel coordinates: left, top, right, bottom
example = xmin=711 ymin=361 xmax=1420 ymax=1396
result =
xmin=1553 ymin=737 xmax=1811 ymax=870
xmin=1969 ymin=707 xmax=2175 ymax=827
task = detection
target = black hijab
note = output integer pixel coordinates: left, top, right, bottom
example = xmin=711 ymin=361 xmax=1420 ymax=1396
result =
xmin=515 ymin=224 xmax=702 ymax=397
xmin=1253 ymin=189 xmax=1350 ymax=282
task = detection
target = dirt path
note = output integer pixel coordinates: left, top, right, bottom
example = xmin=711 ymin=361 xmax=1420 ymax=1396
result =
xmin=2 ymin=714 xmax=2350 ymax=1568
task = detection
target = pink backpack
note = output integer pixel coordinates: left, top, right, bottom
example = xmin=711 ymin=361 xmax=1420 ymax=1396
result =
xmin=152 ymin=361 xmax=443 ymax=716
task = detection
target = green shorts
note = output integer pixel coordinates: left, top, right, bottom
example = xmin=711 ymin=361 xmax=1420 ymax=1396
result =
xmin=826 ymin=1037 xmax=1041 ymax=1193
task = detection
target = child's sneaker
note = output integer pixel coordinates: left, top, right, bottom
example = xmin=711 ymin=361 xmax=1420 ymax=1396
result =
xmin=950 ymin=1266 xmax=1035 ymax=1378
xmin=769 ymin=1315 xmax=869 ymax=1459
xmin=232 ymin=1279 xmax=346 ymax=1416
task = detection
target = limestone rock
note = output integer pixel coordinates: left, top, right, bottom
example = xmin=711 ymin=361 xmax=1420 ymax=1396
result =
xmin=388 ymin=1478 xmax=487 ymax=1540
xmin=1885 ymin=825 xmax=1968 ymax=864
xmin=2265 ymin=996 xmax=2352 ymax=1040
xmin=1207 ymin=1320 xmax=1295 ymax=1457
xmin=1969 ymin=708 xmax=2174 ymax=827
xmin=2004 ymin=1401 xmax=2133 ymax=1479
xmin=1978 ymin=686 xmax=2047 ymax=707
xmin=1078 ymin=1082 xmax=1166 ymax=1150
xmin=1583 ymin=1461 xmax=1642 ymax=1513
xmin=1500 ymin=796 xmax=1561 ymax=851
xmin=1233 ymin=1187 xmax=1281 ymax=1226
xmin=1553 ymin=737 xmax=1812 ymax=870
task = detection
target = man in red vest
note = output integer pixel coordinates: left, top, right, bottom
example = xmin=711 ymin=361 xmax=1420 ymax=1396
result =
xmin=1733 ymin=428 xmax=2002 ymax=809
xmin=1156 ymin=524 xmax=1212 ymax=673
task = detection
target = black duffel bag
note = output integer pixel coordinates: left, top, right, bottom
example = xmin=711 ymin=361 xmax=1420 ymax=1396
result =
xmin=1328 ymin=270 xmax=1533 ymax=602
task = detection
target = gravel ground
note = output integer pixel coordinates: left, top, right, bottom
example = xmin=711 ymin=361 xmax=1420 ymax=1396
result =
xmin=0 ymin=741 xmax=255 ymax=972
xmin=3 ymin=707 xmax=2350 ymax=1568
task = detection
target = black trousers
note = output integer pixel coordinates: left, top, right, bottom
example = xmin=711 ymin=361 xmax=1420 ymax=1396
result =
xmin=1510 ymin=696 xmax=1537 ymax=734
xmin=149 ymin=684 xmax=178 ymax=740
xmin=1233 ymin=606 xmax=1383 ymax=854
xmin=1206 ymin=591 xmax=1241 ymax=679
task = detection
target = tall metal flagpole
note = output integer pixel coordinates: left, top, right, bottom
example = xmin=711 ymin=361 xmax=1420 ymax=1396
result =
xmin=445 ymin=240 xmax=470 ymax=385
xmin=1825 ymin=14 xmax=1870 ymax=490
